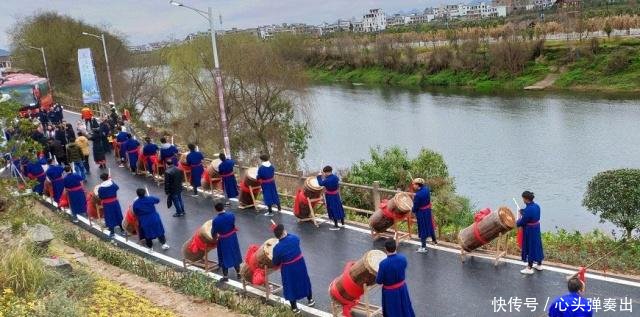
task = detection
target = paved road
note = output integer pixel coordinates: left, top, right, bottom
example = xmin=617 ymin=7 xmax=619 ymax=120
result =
xmin=65 ymin=111 xmax=639 ymax=316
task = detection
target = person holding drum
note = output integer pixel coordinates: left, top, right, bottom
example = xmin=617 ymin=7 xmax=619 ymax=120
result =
xmin=316 ymin=165 xmax=345 ymax=230
xmin=211 ymin=202 xmax=243 ymax=281
xmin=96 ymin=173 xmax=124 ymax=243
xmin=218 ymin=153 xmax=238 ymax=204
xmin=412 ymin=178 xmax=437 ymax=253
xmin=257 ymin=154 xmax=281 ymax=216
xmin=142 ymin=137 xmax=159 ymax=176
xmin=517 ymin=190 xmax=544 ymax=275
xmin=132 ymin=188 xmax=170 ymax=253
xmin=186 ymin=143 xmax=205 ymax=197
xmin=376 ymin=239 xmax=416 ymax=317
xmin=159 ymin=137 xmax=179 ymax=166
xmin=272 ymin=224 xmax=315 ymax=313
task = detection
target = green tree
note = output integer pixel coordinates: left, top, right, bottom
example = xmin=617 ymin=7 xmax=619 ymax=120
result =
xmin=583 ymin=169 xmax=640 ymax=239
xmin=9 ymin=11 xmax=129 ymax=101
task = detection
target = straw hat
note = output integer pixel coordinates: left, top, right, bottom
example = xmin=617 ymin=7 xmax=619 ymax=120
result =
xmin=412 ymin=178 xmax=425 ymax=185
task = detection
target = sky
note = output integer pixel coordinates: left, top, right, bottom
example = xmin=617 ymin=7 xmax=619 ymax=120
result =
xmin=1 ymin=0 xmax=442 ymax=49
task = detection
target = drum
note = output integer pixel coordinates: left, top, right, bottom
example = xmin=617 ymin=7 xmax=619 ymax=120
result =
xmin=43 ymin=179 xmax=53 ymax=197
xmin=198 ymin=220 xmax=217 ymax=245
xmin=255 ymin=238 xmax=278 ymax=269
xmin=329 ymin=250 xmax=386 ymax=303
xmin=388 ymin=192 xmax=413 ymax=215
xmin=458 ymin=207 xmax=515 ymax=252
xmin=369 ymin=209 xmax=395 ymax=233
xmin=303 ymin=177 xmax=324 ymax=199
xmin=368 ymin=192 xmax=414 ymax=233
xmin=121 ymin=206 xmax=138 ymax=235
xmin=239 ymin=263 xmax=253 ymax=282
xmin=207 ymin=158 xmax=221 ymax=178
xmin=182 ymin=239 xmax=205 ymax=262
xmin=179 ymin=152 xmax=188 ymax=166
xmin=238 ymin=167 xmax=261 ymax=206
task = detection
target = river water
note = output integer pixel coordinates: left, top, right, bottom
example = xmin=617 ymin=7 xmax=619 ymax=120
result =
xmin=303 ymin=84 xmax=640 ymax=233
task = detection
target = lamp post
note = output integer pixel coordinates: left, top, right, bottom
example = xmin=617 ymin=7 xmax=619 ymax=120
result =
xmin=82 ymin=31 xmax=115 ymax=105
xmin=27 ymin=46 xmax=50 ymax=84
xmin=170 ymin=0 xmax=231 ymax=157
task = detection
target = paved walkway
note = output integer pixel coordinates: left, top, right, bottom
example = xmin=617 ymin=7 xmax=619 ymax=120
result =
xmin=63 ymin=110 xmax=639 ymax=316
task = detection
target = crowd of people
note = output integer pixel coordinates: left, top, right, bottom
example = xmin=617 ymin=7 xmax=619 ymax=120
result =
xmin=7 ymin=105 xmax=592 ymax=317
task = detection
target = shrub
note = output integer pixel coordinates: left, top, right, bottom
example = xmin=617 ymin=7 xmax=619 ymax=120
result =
xmin=427 ymin=47 xmax=453 ymax=74
xmin=605 ymin=49 xmax=631 ymax=74
xmin=0 ymin=242 xmax=47 ymax=296
xmin=488 ymin=39 xmax=542 ymax=76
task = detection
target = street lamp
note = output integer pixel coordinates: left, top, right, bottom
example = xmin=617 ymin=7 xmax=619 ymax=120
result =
xmin=81 ymin=31 xmax=115 ymax=105
xmin=27 ymin=46 xmax=50 ymax=85
xmin=170 ymin=0 xmax=231 ymax=157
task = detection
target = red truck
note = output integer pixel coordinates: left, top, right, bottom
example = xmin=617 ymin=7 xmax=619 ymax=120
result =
xmin=0 ymin=72 xmax=53 ymax=117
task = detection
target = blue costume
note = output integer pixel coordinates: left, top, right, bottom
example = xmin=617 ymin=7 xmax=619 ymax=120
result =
xmin=97 ymin=180 xmax=124 ymax=232
xmin=517 ymin=201 xmax=544 ymax=264
xmin=124 ymin=138 xmax=141 ymax=172
xmin=132 ymin=196 xmax=165 ymax=240
xmin=376 ymin=253 xmax=415 ymax=317
xmin=316 ymin=174 xmax=345 ymax=221
xmin=186 ymin=151 xmax=204 ymax=188
xmin=63 ymin=173 xmax=86 ymax=216
xmin=115 ymin=131 xmax=129 ymax=161
xmin=25 ymin=161 xmax=46 ymax=194
xmin=159 ymin=143 xmax=179 ymax=165
xmin=257 ymin=162 xmax=280 ymax=207
xmin=142 ymin=143 xmax=158 ymax=172
xmin=272 ymin=234 xmax=312 ymax=301
xmin=548 ymin=293 xmax=593 ymax=317
xmin=45 ymin=164 xmax=64 ymax=203
xmin=218 ymin=158 xmax=238 ymax=198
xmin=412 ymin=185 xmax=436 ymax=242
xmin=211 ymin=211 xmax=243 ymax=269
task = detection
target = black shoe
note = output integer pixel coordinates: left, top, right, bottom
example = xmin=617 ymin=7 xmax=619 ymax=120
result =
xmin=308 ymin=299 xmax=316 ymax=307
xmin=292 ymin=308 xmax=301 ymax=314
xmin=220 ymin=277 xmax=229 ymax=282
xmin=172 ymin=213 xmax=181 ymax=217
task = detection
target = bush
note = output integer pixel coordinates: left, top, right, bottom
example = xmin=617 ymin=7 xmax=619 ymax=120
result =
xmin=488 ymin=39 xmax=542 ymax=76
xmin=0 ymin=242 xmax=47 ymax=296
xmin=605 ymin=49 xmax=631 ymax=74
xmin=427 ymin=47 xmax=453 ymax=74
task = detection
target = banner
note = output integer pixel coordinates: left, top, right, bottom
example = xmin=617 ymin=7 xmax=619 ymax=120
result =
xmin=77 ymin=48 xmax=101 ymax=104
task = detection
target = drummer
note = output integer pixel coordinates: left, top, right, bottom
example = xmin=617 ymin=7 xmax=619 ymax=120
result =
xmin=272 ymin=224 xmax=315 ymax=313
xmin=95 ymin=173 xmax=124 ymax=243
xmin=124 ymin=134 xmax=141 ymax=175
xmin=411 ymin=178 xmax=437 ymax=253
xmin=211 ymin=202 xmax=242 ymax=281
xmin=142 ymin=137 xmax=159 ymax=176
xmin=517 ymin=190 xmax=544 ymax=275
xmin=115 ymin=127 xmax=129 ymax=167
xmin=316 ymin=165 xmax=345 ymax=230
xmin=45 ymin=158 xmax=65 ymax=205
xmin=186 ymin=143 xmax=204 ymax=197
xmin=376 ymin=239 xmax=416 ymax=317
xmin=132 ymin=188 xmax=170 ymax=253
xmin=257 ymin=154 xmax=281 ymax=216
xmin=159 ymin=137 xmax=179 ymax=166
xmin=218 ymin=153 xmax=238 ymax=204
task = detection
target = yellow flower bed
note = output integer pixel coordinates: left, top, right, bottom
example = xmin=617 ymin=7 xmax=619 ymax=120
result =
xmin=0 ymin=288 xmax=38 ymax=317
xmin=88 ymin=279 xmax=175 ymax=317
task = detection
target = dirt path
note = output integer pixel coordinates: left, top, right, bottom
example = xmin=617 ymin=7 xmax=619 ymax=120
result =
xmin=59 ymin=245 xmax=246 ymax=317
xmin=524 ymin=73 xmax=560 ymax=90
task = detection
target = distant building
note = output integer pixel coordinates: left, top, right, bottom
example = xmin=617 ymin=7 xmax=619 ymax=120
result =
xmin=363 ymin=8 xmax=386 ymax=32
xmin=0 ymin=49 xmax=12 ymax=71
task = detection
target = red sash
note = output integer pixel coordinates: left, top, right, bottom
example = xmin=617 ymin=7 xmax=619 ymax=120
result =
xmin=282 ymin=254 xmax=303 ymax=266
xmin=325 ymin=189 xmax=339 ymax=195
xmin=101 ymin=196 xmax=118 ymax=205
xmin=419 ymin=203 xmax=432 ymax=210
xmin=218 ymin=228 xmax=238 ymax=239
xmin=527 ymin=221 xmax=540 ymax=227
xmin=191 ymin=163 xmax=202 ymax=167
xmin=29 ymin=171 xmax=45 ymax=179
xmin=127 ymin=148 xmax=139 ymax=154
xmin=51 ymin=176 xmax=63 ymax=182
xmin=67 ymin=185 xmax=83 ymax=192
xmin=383 ymin=280 xmax=405 ymax=290
xmin=220 ymin=172 xmax=234 ymax=177
xmin=260 ymin=178 xmax=274 ymax=184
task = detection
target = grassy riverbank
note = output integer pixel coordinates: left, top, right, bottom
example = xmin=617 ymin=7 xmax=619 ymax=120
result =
xmin=307 ymin=38 xmax=640 ymax=93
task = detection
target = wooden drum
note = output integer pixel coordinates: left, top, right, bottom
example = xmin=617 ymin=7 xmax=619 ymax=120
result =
xmin=207 ymin=158 xmax=221 ymax=178
xmin=458 ymin=207 xmax=515 ymax=252
xmin=199 ymin=220 xmax=217 ymax=244
xmin=122 ymin=205 xmax=138 ymax=236
xmin=182 ymin=220 xmax=218 ymax=262
xmin=369 ymin=192 xmax=414 ymax=233
xmin=303 ymin=177 xmax=324 ymax=200
xmin=330 ymin=250 xmax=386 ymax=303
xmin=255 ymin=238 xmax=278 ymax=268
xmin=239 ymin=167 xmax=261 ymax=206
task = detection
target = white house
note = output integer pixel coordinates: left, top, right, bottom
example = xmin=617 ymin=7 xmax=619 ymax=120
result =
xmin=363 ymin=8 xmax=386 ymax=32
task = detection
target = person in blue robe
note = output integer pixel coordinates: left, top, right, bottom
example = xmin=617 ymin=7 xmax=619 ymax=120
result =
xmin=115 ymin=128 xmax=129 ymax=165
xmin=25 ymin=159 xmax=46 ymax=195
xmin=257 ymin=154 xmax=281 ymax=216
xmin=124 ymin=134 xmax=140 ymax=174
xmin=132 ymin=188 xmax=169 ymax=252
xmin=45 ymin=159 xmax=64 ymax=204
xmin=142 ymin=137 xmax=159 ymax=174
xmin=211 ymin=203 xmax=242 ymax=281
xmin=411 ymin=178 xmax=437 ymax=253
xmin=517 ymin=190 xmax=544 ymax=274
xmin=376 ymin=239 xmax=416 ymax=317
xmin=272 ymin=224 xmax=315 ymax=313
xmin=159 ymin=137 xmax=179 ymax=166
xmin=96 ymin=173 xmax=124 ymax=241
xmin=548 ymin=276 xmax=592 ymax=317
xmin=217 ymin=153 xmax=238 ymax=202
xmin=317 ymin=165 xmax=345 ymax=230
xmin=186 ymin=143 xmax=204 ymax=196
xmin=62 ymin=165 xmax=86 ymax=222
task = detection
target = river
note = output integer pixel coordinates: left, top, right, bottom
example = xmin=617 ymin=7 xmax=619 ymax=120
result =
xmin=303 ymin=84 xmax=640 ymax=233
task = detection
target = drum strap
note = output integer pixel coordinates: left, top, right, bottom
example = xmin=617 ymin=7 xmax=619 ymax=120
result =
xmin=383 ymin=280 xmax=406 ymax=290
xmin=473 ymin=208 xmax=492 ymax=245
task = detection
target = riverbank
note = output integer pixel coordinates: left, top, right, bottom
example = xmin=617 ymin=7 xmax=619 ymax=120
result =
xmin=306 ymin=38 xmax=640 ymax=93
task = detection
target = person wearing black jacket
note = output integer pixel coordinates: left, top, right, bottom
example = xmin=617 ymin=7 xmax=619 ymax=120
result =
xmin=64 ymin=123 xmax=76 ymax=143
xmin=54 ymin=125 xmax=67 ymax=146
xmin=48 ymin=138 xmax=67 ymax=165
xmin=164 ymin=159 xmax=185 ymax=217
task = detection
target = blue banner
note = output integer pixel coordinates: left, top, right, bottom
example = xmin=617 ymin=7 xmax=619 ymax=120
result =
xmin=77 ymin=48 xmax=102 ymax=104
